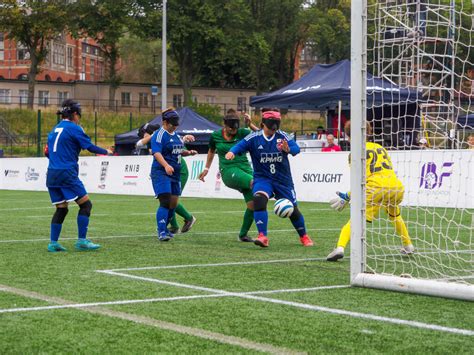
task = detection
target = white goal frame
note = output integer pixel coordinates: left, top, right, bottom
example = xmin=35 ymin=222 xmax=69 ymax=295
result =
xmin=350 ymin=0 xmax=474 ymax=302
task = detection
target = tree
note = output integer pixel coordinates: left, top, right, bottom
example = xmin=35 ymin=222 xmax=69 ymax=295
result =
xmin=74 ymin=0 xmax=138 ymax=109
xmin=246 ymin=0 xmax=307 ymax=92
xmin=0 ymin=0 xmax=69 ymax=109
xmin=118 ymin=36 xmax=167 ymax=84
xmin=304 ymin=0 xmax=351 ymax=64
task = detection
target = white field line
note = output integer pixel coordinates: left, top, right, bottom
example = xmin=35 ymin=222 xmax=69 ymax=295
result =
xmin=0 ymin=227 xmax=339 ymax=244
xmin=100 ymin=271 xmax=474 ymax=337
xmin=0 ymin=285 xmax=349 ymax=314
xmin=100 ymin=257 xmax=331 ymax=272
xmin=0 ymin=294 xmax=227 ymax=314
xmin=0 ymin=284 xmax=301 ymax=355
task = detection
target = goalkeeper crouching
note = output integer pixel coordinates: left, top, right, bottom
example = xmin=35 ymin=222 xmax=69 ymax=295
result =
xmin=327 ymin=121 xmax=414 ymax=261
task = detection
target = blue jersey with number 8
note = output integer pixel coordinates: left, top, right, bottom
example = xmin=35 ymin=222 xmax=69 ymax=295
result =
xmin=230 ymin=130 xmax=300 ymax=185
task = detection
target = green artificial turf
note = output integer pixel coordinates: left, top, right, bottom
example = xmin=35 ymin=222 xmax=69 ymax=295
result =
xmin=0 ymin=190 xmax=472 ymax=353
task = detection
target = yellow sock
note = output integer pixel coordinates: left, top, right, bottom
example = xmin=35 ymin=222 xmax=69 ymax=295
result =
xmin=393 ymin=216 xmax=412 ymax=246
xmin=337 ymin=221 xmax=351 ymax=248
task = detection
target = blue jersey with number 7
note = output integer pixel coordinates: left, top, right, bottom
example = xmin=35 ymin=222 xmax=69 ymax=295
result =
xmin=47 ymin=120 xmax=99 ymax=170
xmin=230 ymin=130 xmax=300 ymax=185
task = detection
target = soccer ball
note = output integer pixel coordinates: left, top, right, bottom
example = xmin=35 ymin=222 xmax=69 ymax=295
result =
xmin=273 ymin=198 xmax=294 ymax=218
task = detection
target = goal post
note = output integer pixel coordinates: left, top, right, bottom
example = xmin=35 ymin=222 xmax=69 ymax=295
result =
xmin=350 ymin=0 xmax=474 ymax=301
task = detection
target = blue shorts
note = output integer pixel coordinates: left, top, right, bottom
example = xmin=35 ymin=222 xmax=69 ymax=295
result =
xmin=47 ymin=169 xmax=87 ymax=205
xmin=253 ymin=178 xmax=297 ymax=205
xmin=151 ymin=174 xmax=181 ymax=197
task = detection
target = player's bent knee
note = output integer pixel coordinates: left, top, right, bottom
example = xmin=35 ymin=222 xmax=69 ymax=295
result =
xmin=253 ymin=194 xmax=268 ymax=211
xmin=158 ymin=193 xmax=172 ymax=209
xmin=78 ymin=200 xmax=92 ymax=217
xmin=289 ymin=206 xmax=302 ymax=222
xmin=52 ymin=207 xmax=68 ymax=224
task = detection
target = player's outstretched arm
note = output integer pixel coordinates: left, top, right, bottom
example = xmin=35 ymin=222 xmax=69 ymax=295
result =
xmin=182 ymin=150 xmax=197 ymax=157
xmin=76 ymin=126 xmax=110 ymax=155
xmin=199 ymin=148 xmax=216 ymax=182
xmin=243 ymin=113 xmax=259 ymax=132
xmin=136 ymin=132 xmax=152 ymax=148
xmin=182 ymin=134 xmax=195 ymax=143
xmin=286 ymin=139 xmax=300 ymax=156
xmin=228 ymin=137 xmax=250 ymax=157
xmin=329 ymin=191 xmax=350 ymax=212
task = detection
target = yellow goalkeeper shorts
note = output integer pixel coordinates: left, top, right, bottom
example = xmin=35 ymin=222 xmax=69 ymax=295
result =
xmin=366 ymin=176 xmax=404 ymax=222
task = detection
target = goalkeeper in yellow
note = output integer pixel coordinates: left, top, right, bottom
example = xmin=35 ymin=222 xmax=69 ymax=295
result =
xmin=326 ymin=121 xmax=414 ymax=261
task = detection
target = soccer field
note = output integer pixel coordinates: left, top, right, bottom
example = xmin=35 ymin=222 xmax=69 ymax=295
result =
xmin=0 ymin=190 xmax=472 ymax=353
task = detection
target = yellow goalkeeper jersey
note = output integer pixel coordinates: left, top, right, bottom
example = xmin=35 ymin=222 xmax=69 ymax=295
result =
xmin=365 ymin=142 xmax=400 ymax=187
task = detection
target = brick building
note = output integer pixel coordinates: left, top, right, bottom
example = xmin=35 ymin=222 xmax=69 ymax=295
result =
xmin=0 ymin=32 xmax=105 ymax=83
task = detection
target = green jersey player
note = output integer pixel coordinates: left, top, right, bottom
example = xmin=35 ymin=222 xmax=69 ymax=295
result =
xmin=199 ymin=110 xmax=258 ymax=242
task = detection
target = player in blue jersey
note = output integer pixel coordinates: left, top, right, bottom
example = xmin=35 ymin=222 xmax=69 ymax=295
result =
xmin=225 ymin=109 xmax=314 ymax=248
xmin=136 ymin=123 xmax=197 ymax=234
xmin=150 ymin=108 xmax=197 ymax=241
xmin=45 ymin=99 xmax=112 ymax=252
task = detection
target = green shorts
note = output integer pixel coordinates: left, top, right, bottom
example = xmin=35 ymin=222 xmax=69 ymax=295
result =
xmin=221 ymin=166 xmax=253 ymax=203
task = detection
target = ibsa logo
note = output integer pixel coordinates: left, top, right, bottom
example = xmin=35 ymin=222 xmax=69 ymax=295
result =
xmin=25 ymin=167 xmax=40 ymax=182
xmin=419 ymin=162 xmax=453 ymax=190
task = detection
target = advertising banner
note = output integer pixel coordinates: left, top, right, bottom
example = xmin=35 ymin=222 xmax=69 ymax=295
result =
xmin=1 ymin=150 xmax=472 ymax=208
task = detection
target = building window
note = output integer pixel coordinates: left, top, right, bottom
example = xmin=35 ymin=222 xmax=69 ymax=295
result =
xmin=139 ymin=93 xmax=148 ymax=107
xmin=98 ymin=61 xmax=104 ymax=80
xmin=39 ymin=91 xmax=49 ymax=106
xmin=90 ymin=59 xmax=95 ymax=81
xmin=19 ymin=90 xmax=28 ymax=104
xmin=52 ymin=43 xmax=65 ymax=65
xmin=205 ymin=95 xmax=215 ymax=104
xmin=80 ymin=57 xmax=86 ymax=80
xmin=0 ymin=89 xmax=11 ymax=104
xmin=0 ymin=33 xmax=4 ymax=61
xmin=121 ymin=92 xmax=131 ymax=106
xmin=237 ymin=97 xmax=246 ymax=111
xmin=67 ymin=47 xmax=73 ymax=69
xmin=57 ymin=91 xmax=69 ymax=105
xmin=17 ymin=43 xmax=29 ymax=60
xmin=173 ymin=94 xmax=183 ymax=108
xmin=82 ymin=43 xmax=90 ymax=54
xmin=191 ymin=95 xmax=198 ymax=103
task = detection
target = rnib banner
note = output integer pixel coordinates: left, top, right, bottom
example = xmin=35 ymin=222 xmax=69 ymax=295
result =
xmin=0 ymin=151 xmax=472 ymax=208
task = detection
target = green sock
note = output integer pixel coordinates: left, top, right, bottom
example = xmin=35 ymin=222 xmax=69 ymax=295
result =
xmin=175 ymin=203 xmax=193 ymax=222
xmin=239 ymin=209 xmax=254 ymax=237
xmin=169 ymin=215 xmax=179 ymax=229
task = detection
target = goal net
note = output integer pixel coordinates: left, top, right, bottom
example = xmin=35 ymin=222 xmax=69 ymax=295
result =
xmin=351 ymin=0 xmax=474 ymax=301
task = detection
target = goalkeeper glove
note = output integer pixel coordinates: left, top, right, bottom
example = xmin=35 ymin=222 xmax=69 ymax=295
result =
xmin=329 ymin=191 xmax=350 ymax=212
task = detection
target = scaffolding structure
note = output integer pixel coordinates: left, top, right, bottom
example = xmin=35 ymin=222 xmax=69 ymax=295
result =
xmin=372 ymin=0 xmax=457 ymax=148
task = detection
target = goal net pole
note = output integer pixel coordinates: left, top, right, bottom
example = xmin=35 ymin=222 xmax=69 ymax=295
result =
xmin=350 ymin=0 xmax=367 ymax=283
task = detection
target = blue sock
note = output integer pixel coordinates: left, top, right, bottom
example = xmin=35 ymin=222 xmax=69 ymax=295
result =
xmin=254 ymin=210 xmax=268 ymax=236
xmin=50 ymin=223 xmax=62 ymax=242
xmin=157 ymin=206 xmax=169 ymax=236
xmin=77 ymin=214 xmax=89 ymax=239
xmin=291 ymin=213 xmax=307 ymax=237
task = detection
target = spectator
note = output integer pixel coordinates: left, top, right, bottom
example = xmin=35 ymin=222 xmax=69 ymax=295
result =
xmin=418 ymin=138 xmax=429 ymax=150
xmin=313 ymin=126 xmax=327 ymax=140
xmin=468 ymin=134 xmax=474 ymax=150
xmin=322 ymin=134 xmax=342 ymax=152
